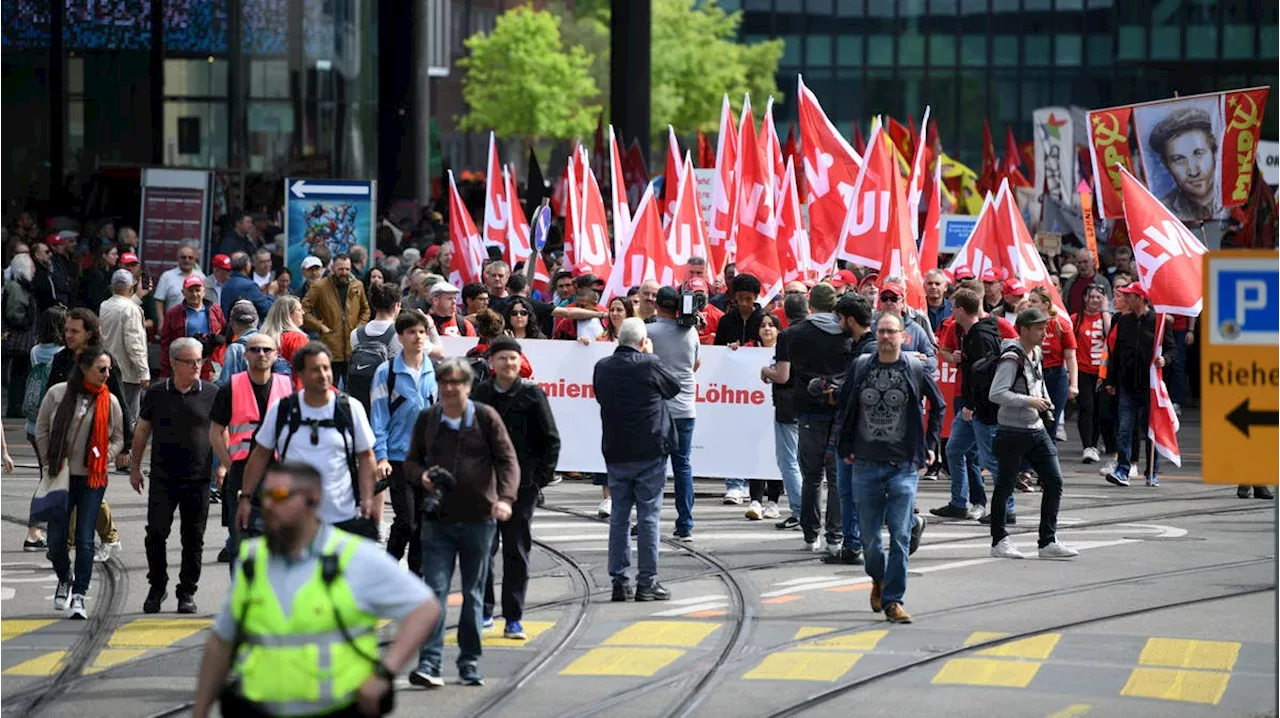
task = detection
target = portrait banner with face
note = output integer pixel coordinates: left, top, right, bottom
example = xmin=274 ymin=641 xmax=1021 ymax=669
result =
xmin=1132 ymin=95 xmax=1226 ymax=222
xmin=1220 ymin=88 xmax=1270 ymax=208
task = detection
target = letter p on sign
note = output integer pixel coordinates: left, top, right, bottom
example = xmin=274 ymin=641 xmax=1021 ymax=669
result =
xmin=1236 ymin=280 xmax=1267 ymax=327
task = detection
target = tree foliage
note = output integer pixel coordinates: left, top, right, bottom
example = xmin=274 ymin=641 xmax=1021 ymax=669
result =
xmin=457 ymin=6 xmax=601 ymax=144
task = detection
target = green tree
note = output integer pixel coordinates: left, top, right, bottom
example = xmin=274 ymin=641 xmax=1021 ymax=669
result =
xmin=457 ymin=6 xmax=601 ymax=145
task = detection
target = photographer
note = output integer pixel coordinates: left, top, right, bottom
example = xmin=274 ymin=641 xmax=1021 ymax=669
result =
xmin=160 ymin=275 xmax=225 ymax=380
xmin=404 ymin=357 xmax=519 ymax=689
xmin=646 ymin=286 xmax=701 ymax=542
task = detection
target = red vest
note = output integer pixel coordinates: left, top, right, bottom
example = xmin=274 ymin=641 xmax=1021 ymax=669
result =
xmin=228 ymin=372 xmax=295 ymax=461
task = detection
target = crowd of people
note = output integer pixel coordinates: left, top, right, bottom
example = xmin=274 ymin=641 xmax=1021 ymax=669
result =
xmin=1 ymin=203 xmax=1268 ymax=718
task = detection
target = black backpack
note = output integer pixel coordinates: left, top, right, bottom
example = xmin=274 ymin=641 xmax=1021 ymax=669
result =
xmin=272 ymin=392 xmax=362 ymax=504
xmin=963 ymin=319 xmax=1005 ymax=425
xmin=346 ymin=324 xmax=397 ymax=411
xmin=463 ymin=345 xmax=493 ymax=392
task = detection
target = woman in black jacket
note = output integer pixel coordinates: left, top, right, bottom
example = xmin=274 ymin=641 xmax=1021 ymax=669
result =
xmin=77 ymin=243 xmax=118 ymax=312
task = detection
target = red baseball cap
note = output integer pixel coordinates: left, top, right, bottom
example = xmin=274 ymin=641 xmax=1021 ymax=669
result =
xmin=858 ymin=272 xmax=880 ymax=290
xmin=685 ymin=277 xmax=709 ymax=293
xmin=980 ymin=268 xmax=1001 ymax=283
xmin=952 ymin=266 xmax=975 ymax=282
xmin=211 ymin=253 xmax=231 ymax=271
xmin=120 ymin=252 xmax=139 ymax=265
xmin=830 ymin=269 xmax=857 ymax=288
xmin=1002 ymin=278 xmax=1027 ymax=296
xmin=182 ymin=274 xmax=204 ymax=290
xmin=879 ymin=278 xmax=908 ymax=297
xmin=1117 ymin=283 xmax=1148 ymax=300
xmin=422 ymin=245 xmax=440 ymax=264
xmin=45 ymin=233 xmax=66 ymax=246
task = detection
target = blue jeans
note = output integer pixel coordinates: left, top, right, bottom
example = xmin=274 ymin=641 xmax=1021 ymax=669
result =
xmin=774 ymin=421 xmax=802 ymax=516
xmin=945 ymin=413 xmax=1014 ymax=514
xmin=607 ymin=457 xmax=667 ymax=587
xmin=670 ymin=418 xmax=695 ymax=536
xmin=725 ymin=478 xmax=748 ymax=493
xmin=417 ymin=519 xmax=497 ymax=672
xmin=834 ymin=458 xmax=862 ymax=551
xmin=1116 ymin=385 xmax=1159 ymax=479
xmin=1044 ymin=365 xmax=1069 ymax=436
xmin=850 ymin=460 xmax=917 ymax=606
xmin=46 ymin=475 xmax=105 ymax=596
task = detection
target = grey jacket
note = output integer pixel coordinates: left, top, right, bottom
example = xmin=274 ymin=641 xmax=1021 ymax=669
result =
xmin=989 ymin=340 xmax=1051 ymax=430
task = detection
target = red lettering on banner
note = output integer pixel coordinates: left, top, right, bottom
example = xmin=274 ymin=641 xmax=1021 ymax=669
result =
xmin=535 ymin=379 xmax=765 ymax=406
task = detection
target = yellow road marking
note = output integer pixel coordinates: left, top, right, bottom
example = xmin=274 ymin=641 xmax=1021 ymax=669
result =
xmin=977 ymin=633 xmax=1061 ymax=660
xmin=1 ymin=619 xmax=57 ymax=641
xmin=600 ymin=621 xmax=721 ymax=648
xmin=792 ymin=626 xmax=837 ymax=640
xmin=85 ymin=649 xmax=149 ymax=674
xmin=964 ymin=631 xmax=1011 ymax=647
xmin=1138 ymin=638 xmax=1241 ymax=672
xmin=559 ymin=647 xmax=685 ymax=676
xmin=3 ymin=651 xmax=66 ymax=676
xmin=932 ymin=658 xmax=1042 ymax=688
xmin=1120 ymin=667 xmax=1232 ymax=705
xmin=107 ymin=618 xmax=211 ymax=648
xmin=743 ymin=651 xmax=861 ymax=681
xmin=806 ymin=630 xmax=889 ymax=652
xmin=1046 ymin=704 xmax=1092 ymax=718
xmin=446 ymin=620 xmax=556 ymax=647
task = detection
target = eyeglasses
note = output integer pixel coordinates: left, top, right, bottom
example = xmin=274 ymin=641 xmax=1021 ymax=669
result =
xmin=175 ymin=357 xmax=204 ymax=366
xmin=94 ymin=365 xmax=111 ymax=375
xmin=245 ymin=346 xmax=276 ymax=354
xmin=439 ymin=378 xmax=468 ymax=387
xmin=879 ymin=294 xmax=902 ymax=302
xmin=262 ymin=486 xmax=302 ymax=503
xmin=510 ymin=310 xmax=529 ymax=317
xmin=877 ymin=328 xmax=902 ymax=335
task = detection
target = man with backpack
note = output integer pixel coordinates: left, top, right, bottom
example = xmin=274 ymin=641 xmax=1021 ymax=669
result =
xmin=988 ymin=308 xmax=1078 ymax=560
xmin=237 ymin=342 xmax=380 ymax=541
xmin=370 ymin=311 xmax=438 ymax=574
xmin=835 ymin=312 xmax=945 ymax=624
xmin=347 ymin=282 xmax=403 ymax=411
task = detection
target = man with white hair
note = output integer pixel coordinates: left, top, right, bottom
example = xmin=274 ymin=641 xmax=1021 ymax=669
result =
xmin=593 ymin=317 xmax=682 ymax=602
xmin=98 ymin=269 xmax=151 ymax=421
xmin=130 ymin=337 xmax=220 ymax=614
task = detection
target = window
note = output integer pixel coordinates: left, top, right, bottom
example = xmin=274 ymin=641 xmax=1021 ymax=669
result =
xmin=1149 ymin=25 xmax=1180 ymax=60
xmin=781 ymin=35 xmax=803 ymax=65
xmin=836 ymin=35 xmax=864 ymax=66
xmin=1055 ymin=33 xmax=1081 ymax=65
xmin=250 ymin=59 xmax=290 ymax=99
xmin=164 ymin=101 xmax=229 ymax=167
xmin=1117 ymin=26 xmax=1146 ymax=60
xmin=806 ymin=34 xmax=832 ymax=66
xmin=867 ymin=34 xmax=893 ymax=67
xmin=164 ymin=58 xmax=229 ymax=98
xmin=1086 ymin=33 xmax=1111 ymax=66
xmin=805 ymin=0 xmax=833 ymax=13
xmin=1024 ymin=35 xmax=1050 ymax=65
xmin=900 ymin=30 xmax=925 ymax=65
xmin=960 ymin=33 xmax=986 ymax=66
xmin=928 ymin=34 xmax=955 ymax=66
xmin=992 ymin=34 xmax=1017 ymax=66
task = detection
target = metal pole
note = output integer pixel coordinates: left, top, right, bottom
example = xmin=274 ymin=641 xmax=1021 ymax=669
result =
xmin=414 ymin=0 xmax=434 ymax=207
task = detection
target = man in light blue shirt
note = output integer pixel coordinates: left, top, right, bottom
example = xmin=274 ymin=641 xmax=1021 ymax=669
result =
xmin=370 ymin=311 xmax=438 ymax=573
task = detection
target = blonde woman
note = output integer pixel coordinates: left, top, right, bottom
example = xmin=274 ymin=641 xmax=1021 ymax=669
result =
xmin=259 ymin=295 xmax=310 ymax=365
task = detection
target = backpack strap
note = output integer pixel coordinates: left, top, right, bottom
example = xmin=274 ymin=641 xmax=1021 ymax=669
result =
xmin=273 ymin=393 xmax=301 ymax=458
xmin=386 ymin=366 xmax=407 ymax=416
xmin=331 ymin=394 xmax=361 ymax=503
xmin=354 ymin=325 xmax=369 ymax=345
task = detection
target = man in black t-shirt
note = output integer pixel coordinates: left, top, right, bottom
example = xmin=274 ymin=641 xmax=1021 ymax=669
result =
xmin=129 ymin=337 xmax=220 ymax=615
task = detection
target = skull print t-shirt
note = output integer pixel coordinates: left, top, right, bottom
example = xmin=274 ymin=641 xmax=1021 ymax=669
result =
xmin=852 ymin=360 xmax=913 ymax=464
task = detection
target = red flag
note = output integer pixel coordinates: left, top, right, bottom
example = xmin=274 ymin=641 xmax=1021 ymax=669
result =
xmin=446 ymin=170 xmax=486 ymax=287
xmin=708 ymin=95 xmax=739 ymax=281
xmin=920 ymin=158 xmax=943 ymax=274
xmin=503 ymin=166 xmax=550 ymax=296
xmin=877 ymin=145 xmax=927 ymax=313
xmin=623 ymin=138 xmax=650 ymax=209
xmin=979 ymin=119 xmax=998 ymax=195
xmin=1004 ymin=126 xmax=1022 ymax=175
xmin=1222 ymin=88 xmax=1270 ymax=208
xmin=1086 ymin=106 xmax=1136 ymax=219
xmin=907 ymin=107 xmax=932 ymax=239
xmin=735 ymin=95 xmax=783 ymax=299
xmin=761 ymin=97 xmax=785 ymax=202
xmin=561 ymin=146 xmax=589 ymax=259
xmin=601 ymin=184 xmax=677 ymax=301
xmin=696 ymin=130 xmax=714 ymax=169
xmin=608 ymin=125 xmax=631 ymax=253
xmin=667 ymin=153 xmax=711 ymax=273
xmin=1117 ymin=165 xmax=1207 ymax=316
xmin=853 ymin=124 xmax=867 ymax=155
xmin=551 ymin=140 xmax=580 ymax=218
xmin=662 ymin=125 xmax=682 ymax=227
xmin=482 ymin=133 xmax=508 ymax=253
xmin=776 ymin=156 xmax=811 ymax=285
xmin=1148 ymin=314 xmax=1182 ymax=466
xmin=997 ymin=180 xmax=1071 ymax=321
xmin=783 ymin=124 xmax=803 ymax=200
xmin=575 ymin=161 xmax=615 ymax=286
xmin=798 ymin=75 xmax=862 ymax=273
xmin=888 ymin=117 xmax=913 ymax=162
xmin=838 ymin=124 xmax=896 ymax=269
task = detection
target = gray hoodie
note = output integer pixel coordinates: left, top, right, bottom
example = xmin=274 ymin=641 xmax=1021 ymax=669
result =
xmin=989 ymin=339 xmax=1051 ymax=430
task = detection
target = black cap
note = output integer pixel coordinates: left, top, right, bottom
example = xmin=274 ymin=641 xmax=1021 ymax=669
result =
xmin=575 ymin=273 xmax=605 ymax=289
xmin=487 ymin=336 xmax=522 ymax=357
xmin=656 ymin=286 xmax=681 ymax=311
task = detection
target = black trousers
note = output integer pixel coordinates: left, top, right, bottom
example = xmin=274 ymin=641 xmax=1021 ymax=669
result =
xmin=483 ymin=483 xmax=539 ymax=621
xmin=748 ymin=479 xmax=783 ymax=503
xmin=990 ymin=427 xmax=1064 ymax=549
xmin=145 ymin=477 xmax=211 ymax=597
xmin=386 ymin=461 xmax=423 ymax=574
xmin=1076 ymin=372 xmax=1103 ymax=450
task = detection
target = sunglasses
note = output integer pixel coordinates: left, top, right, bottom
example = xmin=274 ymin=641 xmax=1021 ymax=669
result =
xmin=246 ymin=346 xmax=276 ymax=354
xmin=262 ymin=485 xmax=302 ymax=503
xmin=94 ymin=365 xmax=111 ymax=375
xmin=879 ymin=294 xmax=902 ymax=302
xmin=510 ymin=310 xmax=529 ymax=317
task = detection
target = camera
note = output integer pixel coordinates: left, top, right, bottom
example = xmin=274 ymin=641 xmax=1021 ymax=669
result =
xmin=421 ymin=466 xmax=457 ymax=517
xmin=673 ymin=291 xmax=706 ymax=329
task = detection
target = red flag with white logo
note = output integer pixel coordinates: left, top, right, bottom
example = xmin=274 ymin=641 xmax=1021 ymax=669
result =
xmin=601 ymin=184 xmax=676 ymax=302
xmin=838 ymin=123 xmax=896 ymax=269
xmin=761 ymin=98 xmax=785 ymax=202
xmin=798 ymin=75 xmax=862 ymax=275
xmin=1118 ymin=165 xmax=1207 ymax=316
xmin=447 ymin=170 xmax=486 ymax=287
xmin=608 ymin=125 xmax=631 ymax=253
xmin=996 ymin=179 xmax=1071 ymax=322
xmin=667 ymin=154 xmax=711 ymax=274
xmin=503 ymin=166 xmax=550 ymax=295
xmin=1148 ymin=314 xmax=1182 ymax=466
xmin=575 ymin=162 xmax=615 ymax=286
xmin=482 ymin=133 xmax=508 ymax=253
xmin=551 ymin=140 xmax=580 ymax=218
xmin=735 ymin=95 xmax=784 ymax=300
xmin=776 ymin=156 xmax=813 ymax=285
xmin=920 ymin=158 xmax=943 ymax=273
xmin=662 ymin=126 xmax=682 ymax=227
xmin=907 ymin=107 xmax=931 ymax=239
xmin=708 ymin=95 xmax=739 ymax=281
xmin=877 ymin=137 xmax=927 ymax=312
xmin=947 ymin=190 xmax=1001 ymax=279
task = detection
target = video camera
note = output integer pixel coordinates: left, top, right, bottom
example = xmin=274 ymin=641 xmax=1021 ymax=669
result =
xmin=657 ymin=286 xmax=706 ymax=329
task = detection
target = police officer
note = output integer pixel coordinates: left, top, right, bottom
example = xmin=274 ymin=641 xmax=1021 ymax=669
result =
xmin=192 ymin=462 xmax=440 ymax=718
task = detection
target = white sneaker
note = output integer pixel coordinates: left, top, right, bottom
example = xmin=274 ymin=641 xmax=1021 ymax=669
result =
xmin=1055 ymin=424 xmax=1067 ymax=442
xmin=1098 ymin=460 xmax=1118 ymax=477
xmin=804 ymin=540 xmax=822 ymax=552
xmin=1082 ymin=447 xmax=1101 ymax=464
xmin=723 ymin=490 xmax=743 ymax=506
xmin=67 ymin=594 xmax=88 ymax=620
xmin=1038 ymin=541 xmax=1079 ymax=559
xmin=1128 ymin=464 xmax=1140 ymax=479
xmin=94 ymin=540 xmax=120 ymax=563
xmin=745 ymin=501 xmax=763 ymax=520
xmin=762 ymin=501 xmax=781 ymax=519
xmin=966 ymin=504 xmax=987 ymax=521
xmin=53 ymin=581 xmax=72 ymax=611
xmin=596 ymin=499 xmax=612 ymax=518
xmin=991 ymin=537 xmax=1025 ymax=559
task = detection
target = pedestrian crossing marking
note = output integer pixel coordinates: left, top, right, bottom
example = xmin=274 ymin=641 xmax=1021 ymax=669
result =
xmin=1138 ymin=638 xmax=1241 ymax=671
xmin=107 ymin=618 xmax=211 ymax=648
xmin=1 ymin=619 xmax=55 ymax=641
xmin=1046 ymin=704 xmax=1093 ymax=718
xmin=559 ymin=647 xmax=686 ymax=677
xmin=964 ymin=631 xmax=1010 ymax=647
xmin=601 ymin=621 xmax=721 ymax=648
xmin=792 ymin=626 xmax=837 ymax=640
xmin=976 ymin=633 xmax=1061 ymax=660
xmin=1120 ymin=667 xmax=1232 ymax=705
xmin=446 ymin=621 xmax=556 ymax=647
xmin=684 ymin=610 xmax=727 ymax=619
xmin=932 ymin=658 xmax=1042 ymax=687
xmin=805 ymin=630 xmax=889 ymax=652
xmin=3 ymin=650 xmax=66 ymax=676
xmin=742 ymin=651 xmax=862 ymax=681
xmin=84 ymin=649 xmax=149 ymax=674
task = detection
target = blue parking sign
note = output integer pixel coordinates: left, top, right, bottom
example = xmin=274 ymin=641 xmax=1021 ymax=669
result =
xmin=1208 ymin=256 xmax=1280 ymax=345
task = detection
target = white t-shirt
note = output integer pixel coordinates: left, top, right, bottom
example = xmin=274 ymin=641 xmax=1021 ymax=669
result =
xmin=254 ymin=393 xmax=376 ymax=525
xmin=253 ymin=271 xmax=273 ymax=288
xmin=349 ymin=319 xmax=403 ymax=357
xmin=575 ymin=317 xmax=604 ymax=341
xmin=155 ymin=267 xmax=205 ymax=312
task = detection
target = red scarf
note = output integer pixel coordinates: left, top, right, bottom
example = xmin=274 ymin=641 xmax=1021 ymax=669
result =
xmin=82 ymin=380 xmax=111 ymax=489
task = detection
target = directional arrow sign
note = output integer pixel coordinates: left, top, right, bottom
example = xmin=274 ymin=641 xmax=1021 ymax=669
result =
xmin=1226 ymin=398 xmax=1279 ymax=438
xmin=283 ymin=177 xmax=377 ymax=294
xmin=289 ymin=179 xmax=372 ymax=199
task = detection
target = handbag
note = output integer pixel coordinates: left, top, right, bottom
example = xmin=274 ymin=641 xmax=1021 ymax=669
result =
xmin=30 ymin=461 xmax=70 ymax=524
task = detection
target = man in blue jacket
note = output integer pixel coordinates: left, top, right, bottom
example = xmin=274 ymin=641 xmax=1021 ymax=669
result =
xmin=836 ymin=312 xmax=945 ymax=625
xmin=218 ymin=252 xmax=275 ymax=319
xmin=370 ymin=311 xmax=437 ymax=574
xmin=593 ymin=317 xmax=681 ymax=602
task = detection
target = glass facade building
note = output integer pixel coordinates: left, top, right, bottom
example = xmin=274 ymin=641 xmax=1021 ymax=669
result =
xmin=727 ymin=0 xmax=1278 ymax=167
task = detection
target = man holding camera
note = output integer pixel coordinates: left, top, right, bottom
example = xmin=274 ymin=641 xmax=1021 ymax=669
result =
xmin=405 ymin=357 xmax=519 ymax=688
xmin=646 ymin=286 xmax=701 ymax=542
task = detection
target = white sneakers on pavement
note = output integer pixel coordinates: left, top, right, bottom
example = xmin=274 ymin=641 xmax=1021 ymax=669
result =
xmin=54 ymin=581 xmax=72 ymax=611
xmin=597 ymin=499 xmax=612 ymax=518
xmin=991 ymin=537 xmax=1025 ymax=559
xmin=761 ymin=501 xmax=781 ymax=519
xmin=67 ymin=594 xmax=87 ymax=619
xmin=1082 ymin=446 xmax=1101 ymax=464
xmin=723 ymin=487 xmax=746 ymax=505
xmin=745 ymin=501 xmax=763 ymax=520
xmin=94 ymin=540 xmax=121 ymax=563
xmin=1038 ymin=542 xmax=1079 ymax=559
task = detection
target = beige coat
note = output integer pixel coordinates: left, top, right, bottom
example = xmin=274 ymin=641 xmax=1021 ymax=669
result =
xmin=98 ymin=294 xmax=150 ymax=384
xmin=35 ymin=383 xmax=124 ymax=476
xmin=300 ymin=275 xmax=370 ymax=361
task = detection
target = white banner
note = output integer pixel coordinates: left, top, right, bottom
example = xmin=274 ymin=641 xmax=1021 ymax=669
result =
xmin=694 ymin=168 xmax=716 ymax=227
xmin=439 ymin=336 xmax=781 ymax=478
xmin=1258 ymin=139 xmax=1278 ymax=187
xmin=1032 ymin=106 xmax=1075 ymax=205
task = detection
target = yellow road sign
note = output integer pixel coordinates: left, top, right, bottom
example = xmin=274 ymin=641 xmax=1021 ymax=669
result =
xmin=1201 ymin=250 xmax=1279 ymax=485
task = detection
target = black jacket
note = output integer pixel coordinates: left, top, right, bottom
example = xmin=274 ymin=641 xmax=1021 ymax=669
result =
xmin=959 ymin=317 xmax=1003 ymax=416
xmin=45 ymin=347 xmax=134 ymax=447
xmin=835 ymin=354 xmax=946 ymax=471
xmin=1106 ymin=309 xmax=1175 ymax=391
xmin=592 ymin=345 xmax=681 ymax=464
xmin=471 ymin=378 xmax=561 ymax=488
xmin=714 ymin=305 xmax=765 ymax=346
xmin=33 ymin=261 xmax=63 ymax=311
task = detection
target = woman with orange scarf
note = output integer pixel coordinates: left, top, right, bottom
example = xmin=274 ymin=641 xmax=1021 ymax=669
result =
xmin=35 ymin=347 xmax=124 ymax=620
